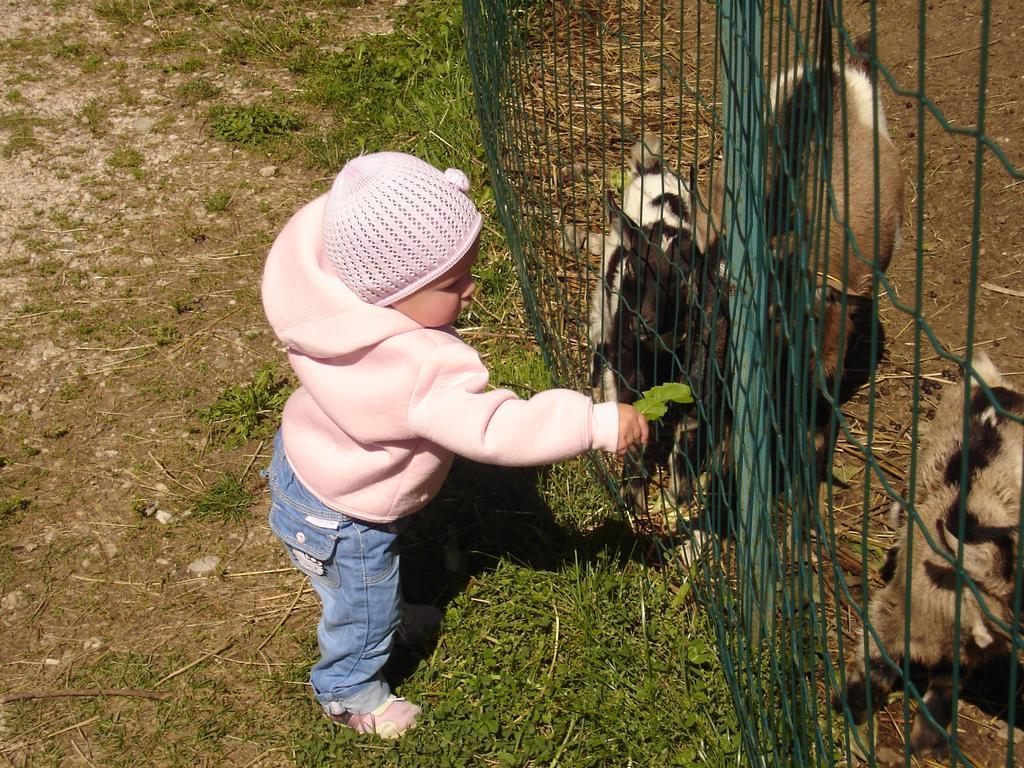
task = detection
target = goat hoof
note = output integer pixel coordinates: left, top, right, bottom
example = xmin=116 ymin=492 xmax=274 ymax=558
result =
xmin=910 ymin=722 xmax=950 ymax=759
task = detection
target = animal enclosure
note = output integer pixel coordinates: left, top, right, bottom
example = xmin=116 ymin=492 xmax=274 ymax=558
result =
xmin=463 ymin=0 xmax=1024 ymax=764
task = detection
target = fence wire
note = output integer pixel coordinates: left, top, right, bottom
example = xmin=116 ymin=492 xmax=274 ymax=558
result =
xmin=462 ymin=0 xmax=1023 ymax=764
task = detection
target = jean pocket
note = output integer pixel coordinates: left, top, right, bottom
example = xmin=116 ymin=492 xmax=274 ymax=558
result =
xmin=269 ymin=503 xmax=343 ymax=589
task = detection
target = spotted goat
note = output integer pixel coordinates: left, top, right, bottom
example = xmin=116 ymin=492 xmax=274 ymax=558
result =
xmin=578 ymin=137 xmax=730 ymax=512
xmin=835 ymin=354 xmax=1024 ymax=758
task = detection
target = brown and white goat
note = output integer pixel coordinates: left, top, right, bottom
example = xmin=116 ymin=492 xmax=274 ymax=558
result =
xmin=766 ymin=35 xmax=905 ymax=476
xmin=583 ymin=137 xmax=729 ymax=512
xmin=835 ymin=354 xmax=1024 ymax=757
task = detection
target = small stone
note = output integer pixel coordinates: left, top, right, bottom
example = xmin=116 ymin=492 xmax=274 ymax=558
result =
xmin=1 ymin=591 xmax=25 ymax=613
xmin=187 ymin=555 xmax=221 ymax=576
xmin=83 ymin=637 xmax=103 ymax=652
xmin=259 ymin=165 xmax=277 ymax=178
xmin=43 ymin=657 xmax=62 ymax=667
xmin=155 ymin=509 xmax=174 ymax=525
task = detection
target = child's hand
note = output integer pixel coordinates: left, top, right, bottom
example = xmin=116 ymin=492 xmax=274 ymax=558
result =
xmin=615 ymin=403 xmax=649 ymax=456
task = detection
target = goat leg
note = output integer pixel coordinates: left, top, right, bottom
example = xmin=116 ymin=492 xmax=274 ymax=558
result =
xmin=909 ymin=661 xmax=954 ymax=758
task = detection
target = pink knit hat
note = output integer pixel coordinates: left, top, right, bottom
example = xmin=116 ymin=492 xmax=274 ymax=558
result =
xmin=322 ymin=152 xmax=483 ymax=306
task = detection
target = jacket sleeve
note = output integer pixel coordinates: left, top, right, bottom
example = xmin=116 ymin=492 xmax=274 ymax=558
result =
xmin=407 ymin=341 xmax=620 ymax=465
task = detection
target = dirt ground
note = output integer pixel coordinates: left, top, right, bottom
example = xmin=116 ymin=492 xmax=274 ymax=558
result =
xmin=829 ymin=1 xmax=1024 ymax=765
xmin=0 ymin=0 xmax=1021 ymax=767
xmin=0 ymin=0 xmax=403 ymax=765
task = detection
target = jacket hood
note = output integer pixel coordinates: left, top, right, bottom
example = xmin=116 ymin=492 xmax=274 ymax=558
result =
xmin=261 ymin=195 xmax=422 ymax=358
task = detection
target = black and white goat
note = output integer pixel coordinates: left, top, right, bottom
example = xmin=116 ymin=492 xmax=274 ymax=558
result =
xmin=766 ymin=35 xmax=905 ymax=478
xmin=835 ymin=354 xmax=1024 ymax=757
xmin=584 ymin=137 xmax=729 ymax=511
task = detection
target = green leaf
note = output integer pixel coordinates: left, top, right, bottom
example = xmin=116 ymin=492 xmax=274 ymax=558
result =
xmin=633 ymin=382 xmax=694 ymax=421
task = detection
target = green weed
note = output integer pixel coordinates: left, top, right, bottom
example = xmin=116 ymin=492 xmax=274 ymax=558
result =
xmin=0 ymin=496 xmax=31 ymax=526
xmin=33 ymin=259 xmax=61 ymax=276
xmin=149 ymin=322 xmax=180 ymax=346
xmin=55 ymin=38 xmax=90 ymax=60
xmin=191 ymin=473 xmax=253 ymax=522
xmin=93 ymin=0 xmax=145 ymax=24
xmin=167 ymin=56 xmax=205 ymax=73
xmin=179 ymin=77 xmax=220 ymax=105
xmin=208 ymin=104 xmax=303 ymax=146
xmin=2 ymin=128 xmax=37 ymax=157
xmin=79 ymin=98 xmax=109 ymax=134
xmin=199 ymin=364 xmax=290 ymax=445
xmin=22 ymin=236 xmax=56 ymax=254
xmin=58 ymin=380 xmax=85 ymax=401
xmin=70 ymin=651 xmax=163 ymax=691
xmin=202 ymin=188 xmax=233 ymax=213
xmin=150 ymin=30 xmax=196 ymax=53
xmin=220 ymin=14 xmax=321 ymax=64
xmin=107 ymin=146 xmax=144 ymax=176
xmin=172 ymin=295 xmax=202 ymax=314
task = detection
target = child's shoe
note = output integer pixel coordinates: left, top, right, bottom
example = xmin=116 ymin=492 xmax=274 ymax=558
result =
xmin=396 ymin=603 xmax=443 ymax=645
xmin=323 ymin=696 xmax=421 ymax=739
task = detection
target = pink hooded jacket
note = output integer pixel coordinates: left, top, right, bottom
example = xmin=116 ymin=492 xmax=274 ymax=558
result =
xmin=261 ymin=195 xmax=620 ymax=523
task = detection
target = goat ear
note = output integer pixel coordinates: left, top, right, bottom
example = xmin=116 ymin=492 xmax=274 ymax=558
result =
xmin=692 ymin=163 xmax=725 ymax=254
xmin=631 ymin=133 xmax=663 ymax=176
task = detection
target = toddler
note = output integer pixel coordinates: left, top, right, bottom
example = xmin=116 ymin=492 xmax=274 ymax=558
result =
xmin=261 ymin=151 xmax=648 ymax=739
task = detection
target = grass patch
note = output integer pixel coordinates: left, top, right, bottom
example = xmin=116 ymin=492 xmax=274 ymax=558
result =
xmin=199 ymin=364 xmax=291 ymax=445
xmin=0 ymin=496 xmax=31 ymax=527
xmin=192 ymin=473 xmax=253 ymax=522
xmin=286 ymin=555 xmax=740 ymax=766
xmin=149 ymin=321 xmax=180 ymax=346
xmin=295 ymin=0 xmax=482 ymax=171
xmin=93 ymin=0 xmax=146 ymax=24
xmin=0 ymin=112 xmax=40 ymax=157
xmin=220 ymin=13 xmax=322 ymax=64
xmin=166 ymin=56 xmax=205 ymax=73
xmin=179 ymin=77 xmax=220 ymax=105
xmin=107 ymin=146 xmax=144 ymax=175
xmin=208 ymin=104 xmax=303 ymax=146
xmin=79 ymin=98 xmax=110 ymax=134
xmin=202 ymin=188 xmax=233 ymax=213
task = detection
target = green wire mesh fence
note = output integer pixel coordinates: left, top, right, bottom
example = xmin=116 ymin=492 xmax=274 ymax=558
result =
xmin=462 ymin=0 xmax=1022 ymax=764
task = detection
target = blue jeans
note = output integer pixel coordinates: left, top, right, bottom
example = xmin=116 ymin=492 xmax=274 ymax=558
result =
xmin=267 ymin=431 xmax=405 ymax=714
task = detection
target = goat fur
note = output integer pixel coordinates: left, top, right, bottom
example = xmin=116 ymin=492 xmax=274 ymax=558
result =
xmin=836 ymin=354 xmax=1024 ymax=757
xmin=766 ymin=35 xmax=904 ymax=478
xmin=584 ymin=137 xmax=729 ymax=510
